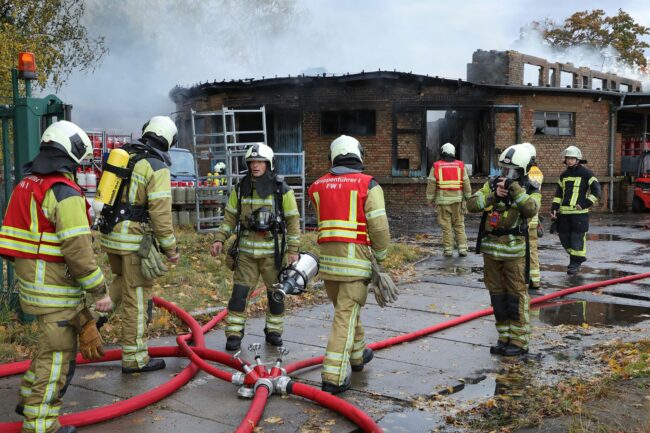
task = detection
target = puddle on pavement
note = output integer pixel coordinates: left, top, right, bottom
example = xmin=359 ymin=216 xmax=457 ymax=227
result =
xmin=534 ymin=300 xmax=650 ymax=326
xmin=379 ymin=408 xmax=444 ymax=433
xmin=441 ymin=368 xmax=531 ymax=403
xmin=539 ymin=263 xmax=635 ymax=278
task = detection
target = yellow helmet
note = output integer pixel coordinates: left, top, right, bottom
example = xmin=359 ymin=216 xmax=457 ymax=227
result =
xmin=40 ymin=120 xmax=92 ymax=164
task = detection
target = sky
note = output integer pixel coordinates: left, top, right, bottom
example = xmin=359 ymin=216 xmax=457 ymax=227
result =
xmin=42 ymin=0 xmax=650 ymax=136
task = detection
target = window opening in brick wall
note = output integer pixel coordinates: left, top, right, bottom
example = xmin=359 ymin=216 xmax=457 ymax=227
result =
xmin=524 ymin=64 xmax=542 ymax=86
xmin=534 ymin=111 xmax=574 ymax=136
xmin=592 ymin=77 xmax=604 ymax=90
xmin=560 ymin=71 xmax=574 ymax=88
xmin=321 ymin=110 xmax=376 ymax=135
xmin=582 ymin=76 xmax=589 ymax=89
xmin=620 ymin=83 xmax=630 ymax=93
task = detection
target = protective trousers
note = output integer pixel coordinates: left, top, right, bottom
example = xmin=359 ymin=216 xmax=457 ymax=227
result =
xmin=108 ymin=253 xmax=153 ymax=369
xmin=225 ymin=253 xmax=284 ymax=339
xmin=557 ymin=214 xmax=588 ymax=264
xmin=18 ymin=309 xmax=77 ymax=433
xmin=483 ymin=254 xmax=530 ymax=349
xmin=322 ymin=279 xmax=368 ymax=386
xmin=528 ymin=225 xmax=540 ymax=288
xmin=436 ymin=202 xmax=467 ymax=255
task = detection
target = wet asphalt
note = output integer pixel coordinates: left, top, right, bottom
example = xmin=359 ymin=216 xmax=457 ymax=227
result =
xmin=1 ymin=212 xmax=650 ymax=432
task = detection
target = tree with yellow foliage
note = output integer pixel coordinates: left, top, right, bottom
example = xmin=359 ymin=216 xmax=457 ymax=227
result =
xmin=0 ymin=0 xmax=107 ymax=101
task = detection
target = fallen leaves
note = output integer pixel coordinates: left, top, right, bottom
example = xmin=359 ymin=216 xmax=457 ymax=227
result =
xmin=81 ymin=371 xmax=107 ymax=380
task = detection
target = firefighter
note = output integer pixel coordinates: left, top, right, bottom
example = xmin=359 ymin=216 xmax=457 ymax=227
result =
xmin=550 ymin=146 xmax=601 ymax=275
xmin=0 ymin=121 xmax=112 ymax=433
xmin=210 ymin=143 xmax=301 ymax=351
xmin=308 ymin=135 xmax=390 ymax=394
xmin=426 ymin=142 xmax=472 ymax=256
xmin=99 ymin=115 xmax=179 ymax=373
xmin=521 ymin=142 xmax=544 ymax=289
xmin=467 ymin=144 xmax=539 ymax=356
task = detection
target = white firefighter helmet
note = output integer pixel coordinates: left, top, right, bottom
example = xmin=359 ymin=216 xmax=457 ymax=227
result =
xmin=142 ymin=116 xmax=178 ymax=150
xmin=214 ymin=162 xmax=226 ymax=173
xmin=330 ymin=135 xmax=364 ymax=162
xmin=520 ymin=142 xmax=536 ymax=159
xmin=498 ymin=144 xmax=532 ymax=177
xmin=40 ymin=120 xmax=92 ymax=164
xmin=245 ymin=143 xmax=274 ymax=171
xmin=562 ymin=145 xmax=583 ymax=160
xmin=441 ymin=142 xmax=456 ymax=157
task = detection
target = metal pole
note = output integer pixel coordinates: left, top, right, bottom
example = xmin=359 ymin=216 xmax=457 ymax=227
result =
xmin=2 ymin=117 xmax=14 ymax=294
xmin=609 ymin=108 xmax=616 ymax=212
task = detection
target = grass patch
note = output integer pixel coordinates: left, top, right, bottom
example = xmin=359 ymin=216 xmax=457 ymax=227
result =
xmin=0 ymin=230 xmax=426 ymax=362
xmin=452 ymin=339 xmax=650 ymax=432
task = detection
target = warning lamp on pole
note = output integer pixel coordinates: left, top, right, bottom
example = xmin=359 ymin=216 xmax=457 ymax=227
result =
xmin=17 ymin=52 xmax=36 ymax=80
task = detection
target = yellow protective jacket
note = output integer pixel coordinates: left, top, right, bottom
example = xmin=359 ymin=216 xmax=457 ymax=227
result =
xmin=426 ymin=160 xmax=472 ymax=205
xmin=467 ymin=180 xmax=539 ymax=260
xmin=100 ymin=153 xmax=177 ymax=256
xmin=311 ymin=171 xmax=390 ymax=281
xmin=214 ymin=175 xmax=301 ymax=256
xmin=7 ymin=173 xmax=106 ymax=314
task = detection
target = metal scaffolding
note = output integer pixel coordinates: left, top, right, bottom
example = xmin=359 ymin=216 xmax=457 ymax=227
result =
xmin=189 ymin=106 xmax=305 ymax=233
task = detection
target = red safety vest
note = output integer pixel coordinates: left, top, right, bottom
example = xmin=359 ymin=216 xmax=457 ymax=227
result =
xmin=433 ymin=160 xmax=464 ymax=190
xmin=0 ymin=174 xmax=90 ymax=262
xmin=308 ymin=172 xmax=373 ymax=245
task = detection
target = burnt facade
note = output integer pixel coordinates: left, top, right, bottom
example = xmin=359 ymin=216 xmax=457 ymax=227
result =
xmin=170 ymin=50 xmax=650 ymax=215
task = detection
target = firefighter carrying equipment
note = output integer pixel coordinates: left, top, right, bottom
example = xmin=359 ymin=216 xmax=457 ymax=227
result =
xmin=247 ymin=207 xmax=275 ymax=232
xmin=138 ymin=232 xmax=168 ymax=280
xmin=271 ymin=252 xmax=320 ymax=302
xmin=142 ymin=115 xmax=178 ymax=151
xmin=94 ymin=142 xmax=164 ymax=234
xmin=367 ymin=252 xmax=399 ymax=308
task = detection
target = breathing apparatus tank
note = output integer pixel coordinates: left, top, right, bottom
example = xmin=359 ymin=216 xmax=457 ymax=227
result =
xmin=92 ymin=148 xmax=130 ymax=217
xmin=271 ymin=252 xmax=320 ymax=303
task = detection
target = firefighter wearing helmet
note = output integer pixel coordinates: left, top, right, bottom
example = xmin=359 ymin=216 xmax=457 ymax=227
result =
xmin=308 ymin=135 xmax=390 ymax=394
xmin=550 ymin=145 xmax=601 ymax=275
xmin=520 ymin=143 xmax=544 ymax=289
xmin=426 ymin=142 xmax=472 ymax=256
xmin=0 ymin=121 xmax=112 ymax=433
xmin=210 ymin=142 xmax=301 ymax=351
xmin=468 ymin=144 xmax=539 ymax=356
xmin=99 ymin=115 xmax=179 ymax=374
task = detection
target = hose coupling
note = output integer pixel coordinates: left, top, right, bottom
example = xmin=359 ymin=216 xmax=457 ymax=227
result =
xmin=254 ymin=377 xmax=274 ymax=393
xmin=274 ymin=375 xmax=292 ymax=395
xmin=231 ymin=372 xmax=245 ymax=386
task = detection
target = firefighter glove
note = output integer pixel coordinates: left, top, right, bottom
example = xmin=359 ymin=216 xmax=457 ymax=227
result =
xmin=79 ymin=320 xmax=104 ymax=360
xmin=139 ymin=233 xmax=168 ymax=280
xmin=368 ymin=257 xmax=399 ymax=308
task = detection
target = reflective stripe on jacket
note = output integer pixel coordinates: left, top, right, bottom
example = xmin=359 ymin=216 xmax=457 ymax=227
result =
xmin=433 ymin=160 xmax=464 ymax=190
xmin=309 ymin=173 xmax=372 ymax=245
xmin=0 ymin=174 xmax=90 ymax=262
xmin=551 ymin=165 xmax=601 ymax=215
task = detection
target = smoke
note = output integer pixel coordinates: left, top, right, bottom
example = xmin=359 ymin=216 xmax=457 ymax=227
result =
xmin=41 ymin=1 xmax=649 ymax=135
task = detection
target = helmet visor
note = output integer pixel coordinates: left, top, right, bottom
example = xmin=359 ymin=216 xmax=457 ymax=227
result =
xmin=500 ymin=167 xmax=521 ymax=180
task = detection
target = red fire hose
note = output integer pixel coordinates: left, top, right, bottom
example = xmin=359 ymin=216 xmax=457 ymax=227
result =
xmin=1 ymin=274 xmax=649 ymax=433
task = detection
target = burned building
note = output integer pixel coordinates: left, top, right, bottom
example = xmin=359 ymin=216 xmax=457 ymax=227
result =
xmin=170 ymin=50 xmax=650 ymax=215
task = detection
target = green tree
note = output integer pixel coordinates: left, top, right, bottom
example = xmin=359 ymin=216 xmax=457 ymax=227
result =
xmin=0 ymin=0 xmax=108 ymax=101
xmin=534 ymin=9 xmax=650 ymax=68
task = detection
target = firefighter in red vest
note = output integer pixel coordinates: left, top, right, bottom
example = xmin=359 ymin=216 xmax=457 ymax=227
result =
xmin=426 ymin=143 xmax=472 ymax=256
xmin=308 ymin=135 xmax=390 ymax=394
xmin=0 ymin=121 xmax=112 ymax=433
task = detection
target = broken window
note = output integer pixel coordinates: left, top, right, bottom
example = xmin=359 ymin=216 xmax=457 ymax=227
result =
xmin=320 ymin=110 xmax=376 ymax=135
xmin=534 ymin=111 xmax=574 ymax=136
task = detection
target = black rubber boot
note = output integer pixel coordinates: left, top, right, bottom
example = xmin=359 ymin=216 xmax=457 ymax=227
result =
xmin=15 ymin=404 xmax=24 ymax=416
xmin=264 ymin=328 xmax=283 ymax=346
xmin=567 ymin=263 xmax=580 ymax=275
xmin=122 ymin=358 xmax=166 ymax=374
xmin=225 ymin=336 xmax=242 ymax=351
xmin=351 ymin=348 xmax=374 ymax=372
xmin=489 ymin=340 xmax=509 ymax=355
xmin=55 ymin=426 xmax=77 ymax=433
xmin=501 ymin=344 xmax=529 ymax=357
xmin=322 ymin=376 xmax=351 ymax=395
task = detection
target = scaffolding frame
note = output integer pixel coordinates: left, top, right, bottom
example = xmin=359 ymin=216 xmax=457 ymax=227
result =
xmin=189 ymin=106 xmax=306 ymax=233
